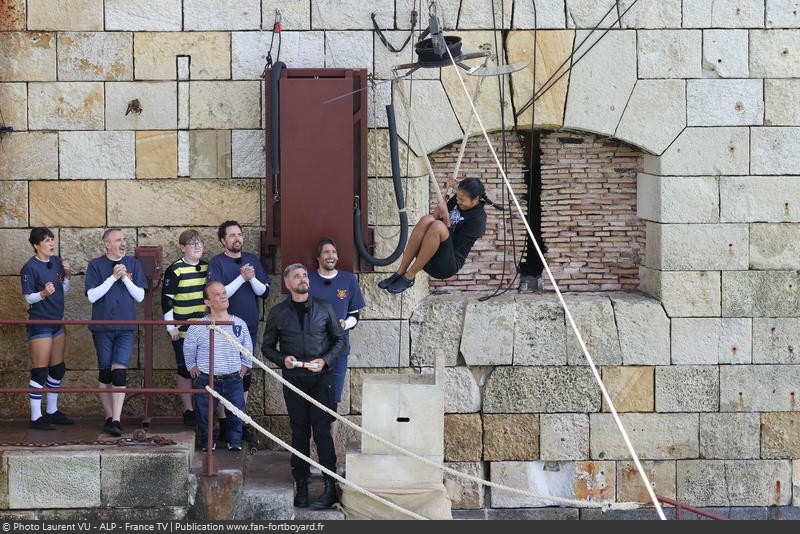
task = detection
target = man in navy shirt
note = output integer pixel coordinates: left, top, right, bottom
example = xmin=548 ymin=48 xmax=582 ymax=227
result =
xmin=208 ymin=220 xmax=270 ymax=443
xmin=85 ymin=228 xmax=147 ymax=437
xmin=308 ymin=237 xmax=365 ymax=442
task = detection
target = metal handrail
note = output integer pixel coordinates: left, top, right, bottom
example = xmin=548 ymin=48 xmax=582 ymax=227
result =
xmin=656 ymin=494 xmax=728 ymax=520
xmin=0 ymin=317 xmax=233 ymax=476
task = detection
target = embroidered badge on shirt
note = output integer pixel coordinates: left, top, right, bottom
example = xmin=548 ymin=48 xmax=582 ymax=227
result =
xmin=337 ymin=289 xmax=347 ymax=299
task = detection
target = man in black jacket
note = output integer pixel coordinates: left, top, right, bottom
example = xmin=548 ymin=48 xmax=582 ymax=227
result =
xmin=261 ymin=263 xmax=345 ymax=510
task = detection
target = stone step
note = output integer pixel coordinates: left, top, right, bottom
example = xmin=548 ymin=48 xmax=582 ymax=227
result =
xmin=237 ymin=450 xmax=345 ymax=520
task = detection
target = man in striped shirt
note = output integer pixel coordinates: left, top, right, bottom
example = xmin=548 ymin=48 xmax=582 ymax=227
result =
xmin=183 ymin=281 xmax=252 ymax=452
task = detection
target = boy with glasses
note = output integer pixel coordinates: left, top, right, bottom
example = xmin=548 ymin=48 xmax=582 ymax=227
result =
xmin=161 ymin=229 xmax=208 ymax=426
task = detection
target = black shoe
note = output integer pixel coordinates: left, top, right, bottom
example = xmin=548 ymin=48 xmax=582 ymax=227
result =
xmin=310 ymin=478 xmax=339 ymax=509
xmin=29 ymin=416 xmax=56 ymax=430
xmin=386 ymin=275 xmax=414 ymax=294
xmin=293 ymin=480 xmax=309 ymax=508
xmin=183 ymin=409 xmax=196 ymax=427
xmin=104 ymin=419 xmax=122 ymax=437
xmin=227 ymin=442 xmax=242 ymax=452
xmin=45 ymin=410 xmax=74 ymax=425
xmin=378 ymin=272 xmax=401 ymax=289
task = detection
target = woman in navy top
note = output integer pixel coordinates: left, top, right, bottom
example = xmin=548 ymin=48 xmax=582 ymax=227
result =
xmin=19 ymin=227 xmax=74 ymax=430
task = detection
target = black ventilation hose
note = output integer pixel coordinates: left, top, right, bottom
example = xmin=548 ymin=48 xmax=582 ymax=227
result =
xmin=270 ymin=61 xmax=286 ymax=178
xmin=355 ymin=104 xmax=408 ymax=266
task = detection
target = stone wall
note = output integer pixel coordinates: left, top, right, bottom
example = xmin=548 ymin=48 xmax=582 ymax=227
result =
xmin=1 ymin=0 xmax=800 ymax=519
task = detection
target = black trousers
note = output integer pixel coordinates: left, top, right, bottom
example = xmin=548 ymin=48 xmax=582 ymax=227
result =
xmin=282 ymin=371 xmax=337 ymax=482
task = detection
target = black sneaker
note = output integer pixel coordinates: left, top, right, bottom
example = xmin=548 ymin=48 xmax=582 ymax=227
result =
xmin=103 ymin=418 xmax=122 ymax=436
xmin=183 ymin=409 xmax=196 ymax=427
xmin=227 ymin=443 xmax=242 ymax=452
xmin=45 ymin=410 xmax=74 ymax=425
xmin=29 ymin=416 xmax=56 ymax=430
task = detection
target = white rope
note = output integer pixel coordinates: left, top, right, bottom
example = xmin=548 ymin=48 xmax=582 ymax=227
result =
xmin=441 ymin=42 xmax=667 ymax=520
xmin=206 ymin=387 xmax=428 ymax=520
xmin=207 ymin=325 xmax=645 ymax=514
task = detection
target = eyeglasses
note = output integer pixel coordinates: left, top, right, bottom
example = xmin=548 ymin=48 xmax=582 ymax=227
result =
xmin=184 ymin=241 xmax=204 ymax=248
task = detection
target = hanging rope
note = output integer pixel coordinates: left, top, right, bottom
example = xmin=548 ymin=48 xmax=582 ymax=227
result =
xmin=441 ymin=35 xmax=667 ymax=521
xmin=371 ymin=10 xmax=419 ymax=53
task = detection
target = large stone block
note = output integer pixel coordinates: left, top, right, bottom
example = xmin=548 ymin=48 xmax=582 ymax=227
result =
xmin=1 ymin=33 xmax=57 ymax=81
xmin=8 ymin=451 xmax=101 ymax=508
xmin=107 ymin=179 xmax=260 ymax=227
xmin=508 ymin=30 xmax=572 ymax=129
xmin=105 ymin=0 xmax=181 ymax=31
xmin=30 ymin=180 xmax=106 ymax=227
xmin=0 ymin=181 xmax=27 ymax=227
xmin=0 ymin=132 xmax=58 ymax=181
xmin=563 ymin=294 xmax=621 ymax=366
xmin=29 ymin=82 xmax=104 ymax=130
xmin=752 ymin=317 xmax=800 ymax=364
xmin=615 ymin=460 xmax=676 ymax=504
xmin=677 ymin=459 xmax=792 ymax=507
xmin=460 ymin=296 xmax=514 ymax=366
xmin=589 ymin=413 xmax=698 ymax=460
xmin=57 ymin=32 xmax=133 ymax=81
xmin=360 ymin=373 xmax=443 ymax=457
xmin=699 ymin=412 xmax=760 ymax=460
xmin=490 ymin=460 xmax=615 ymax=508
xmin=655 ymin=365 xmax=719 ymax=412
xmin=134 ymin=32 xmax=231 ymax=80
xmin=643 ymin=127 xmax=749 ymax=176
xmin=687 ymin=79 xmax=763 ymax=126
xmin=513 ymin=294 xmax=567 ymax=365
xmin=600 ymin=366 xmax=654 ymax=413
xmin=483 ymin=413 xmax=539 ymax=461
xmin=565 ymin=30 xmax=637 ymax=137
xmin=617 ymin=79 xmax=685 ymax=154
xmin=101 ymin=450 xmax=191 ymax=507
xmin=722 ymin=270 xmax=800 ymax=317
xmin=443 ymin=413 xmax=482 ymax=462
xmin=483 ymin=366 xmax=601 ymax=413
xmin=720 ymin=364 xmax=800 ymax=412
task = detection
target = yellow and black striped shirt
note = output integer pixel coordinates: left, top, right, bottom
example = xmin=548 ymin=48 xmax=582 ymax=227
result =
xmin=161 ymin=259 xmax=208 ymax=337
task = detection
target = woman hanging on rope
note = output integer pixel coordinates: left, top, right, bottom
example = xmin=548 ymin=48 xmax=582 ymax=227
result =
xmin=378 ymin=177 xmax=500 ymax=294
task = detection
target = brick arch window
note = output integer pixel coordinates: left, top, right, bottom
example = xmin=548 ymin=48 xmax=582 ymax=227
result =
xmin=427 ymin=130 xmax=646 ymax=295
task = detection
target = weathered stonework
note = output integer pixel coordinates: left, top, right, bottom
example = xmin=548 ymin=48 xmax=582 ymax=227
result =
xmin=2 ymin=0 xmax=800 ymax=518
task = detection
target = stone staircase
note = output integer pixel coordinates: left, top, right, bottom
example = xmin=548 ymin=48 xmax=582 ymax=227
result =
xmin=191 ymin=445 xmax=345 ymax=520
xmin=0 ymin=418 xmax=344 ymax=520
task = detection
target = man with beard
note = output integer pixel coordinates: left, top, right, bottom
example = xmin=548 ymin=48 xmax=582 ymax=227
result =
xmin=262 ymin=263 xmax=345 ymax=510
xmin=208 ymin=220 xmax=270 ymax=445
xmin=308 ymin=237 xmax=365 ymax=443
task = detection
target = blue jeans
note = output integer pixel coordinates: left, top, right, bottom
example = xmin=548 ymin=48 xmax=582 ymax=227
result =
xmin=194 ymin=372 xmax=245 ymax=446
xmin=91 ymin=330 xmax=134 ymax=368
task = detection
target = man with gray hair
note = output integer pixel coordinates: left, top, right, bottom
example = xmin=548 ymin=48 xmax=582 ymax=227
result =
xmin=261 ymin=263 xmax=345 ymax=510
xmin=85 ymin=228 xmax=147 ymax=437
